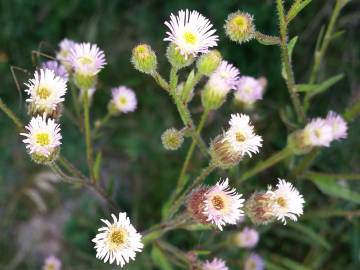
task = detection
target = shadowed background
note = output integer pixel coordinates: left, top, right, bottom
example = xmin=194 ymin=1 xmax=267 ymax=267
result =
xmin=0 ymin=0 xmax=359 ymax=269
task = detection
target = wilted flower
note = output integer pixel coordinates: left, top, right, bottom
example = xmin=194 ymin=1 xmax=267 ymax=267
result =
xmin=92 ymin=213 xmax=143 ymax=267
xmin=234 ymin=76 xmax=265 ymax=105
xmin=325 ymin=111 xmax=348 ymax=141
xmin=25 ymin=69 xmax=67 ymax=117
xmin=202 ymin=257 xmax=229 ymax=270
xmin=187 ymin=186 xmax=211 ymax=224
xmin=164 ymin=9 xmax=218 ymax=58
xmin=244 ymin=253 xmax=264 ymax=270
xmin=42 ymin=255 xmax=61 ymax=270
xmin=161 ymin=128 xmax=184 ymax=150
xmin=109 ymin=86 xmax=137 ymax=114
xmin=41 ymin=61 xmax=69 ymax=81
xmin=131 ymin=44 xmax=157 ymax=74
xmin=224 ymin=11 xmax=255 ymax=44
xmin=203 ymin=178 xmax=245 ymax=231
xmin=234 ymin=227 xmax=259 ymax=248
xmin=21 ymin=114 xmax=62 ymax=164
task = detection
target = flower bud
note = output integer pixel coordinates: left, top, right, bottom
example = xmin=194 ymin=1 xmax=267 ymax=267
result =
xmin=161 ymin=128 xmax=184 ymax=150
xmin=73 ymin=72 xmax=97 ymax=90
xmin=131 ymin=44 xmax=157 ymax=74
xmin=166 ymin=43 xmax=194 ymax=69
xmin=245 ymin=192 xmax=275 ymax=225
xmin=196 ymin=50 xmax=222 ymax=76
xmin=201 ymin=83 xmax=227 ymax=110
xmin=30 ymin=147 xmax=60 ymax=165
xmin=186 ymin=186 xmax=211 ymax=224
xmin=287 ymin=131 xmax=313 ymax=155
xmin=209 ymin=134 xmax=242 ymax=169
xmin=224 ymin=11 xmax=255 ymax=44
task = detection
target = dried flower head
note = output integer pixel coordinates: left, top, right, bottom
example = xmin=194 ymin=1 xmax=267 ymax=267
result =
xmin=224 ymin=11 xmax=255 ymax=44
xmin=161 ymin=128 xmax=184 ymax=151
xmin=92 ymin=213 xmax=143 ymax=267
xmin=131 ymin=44 xmax=157 ymax=74
xmin=164 ymin=9 xmax=218 ymax=58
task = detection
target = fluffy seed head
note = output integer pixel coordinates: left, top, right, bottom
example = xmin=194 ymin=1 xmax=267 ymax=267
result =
xmin=131 ymin=44 xmax=157 ymax=74
xmin=224 ymin=11 xmax=255 ymax=44
xmin=92 ymin=212 xmax=143 ymax=267
xmin=196 ymin=50 xmax=222 ymax=76
xmin=161 ymin=128 xmax=184 ymax=151
xmin=234 ymin=227 xmax=259 ymax=248
xmin=109 ymin=86 xmax=137 ymax=114
xmin=164 ymin=9 xmax=218 ymax=58
xmin=202 ymin=257 xmax=229 ymax=270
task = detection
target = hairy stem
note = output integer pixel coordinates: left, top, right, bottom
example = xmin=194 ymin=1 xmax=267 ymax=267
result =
xmin=83 ymin=89 xmax=94 ymax=182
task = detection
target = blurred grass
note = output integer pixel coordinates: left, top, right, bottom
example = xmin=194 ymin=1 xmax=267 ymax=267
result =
xmin=0 ymin=0 xmax=359 ymax=269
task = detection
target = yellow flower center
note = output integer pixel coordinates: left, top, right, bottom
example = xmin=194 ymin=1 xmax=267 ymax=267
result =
xmin=276 ymin=197 xmax=287 ymax=208
xmin=314 ymin=129 xmax=322 ymax=138
xmin=36 ymin=87 xmax=51 ymax=99
xmin=36 ymin=133 xmax=50 ymax=146
xmin=236 ymin=132 xmax=246 ymax=142
xmin=79 ymin=56 xmax=93 ymax=65
xmin=118 ymin=96 xmax=128 ymax=106
xmin=183 ymin=31 xmax=197 ymax=45
xmin=108 ymin=227 xmax=128 ymax=249
xmin=211 ymin=195 xmax=225 ymax=210
xmin=46 ymin=263 xmax=57 ymax=270
xmin=232 ymin=15 xmax=248 ymax=32
xmin=134 ymin=44 xmax=150 ymax=59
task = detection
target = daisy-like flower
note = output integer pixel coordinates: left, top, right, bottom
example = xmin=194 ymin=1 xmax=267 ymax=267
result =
xmin=109 ymin=86 xmax=137 ymax=114
xmin=42 ymin=255 xmax=61 ymax=270
xmin=25 ymin=69 xmax=67 ymax=116
xmin=164 ymin=9 xmax=218 ymax=57
xmin=234 ymin=76 xmax=265 ymax=105
xmin=266 ymin=179 xmax=305 ymax=225
xmin=202 ymin=257 xmax=229 ymax=270
xmin=325 ymin=111 xmax=348 ymax=141
xmin=302 ymin=118 xmax=333 ymax=147
xmin=21 ymin=114 xmax=62 ymax=163
xmin=203 ymin=178 xmax=244 ymax=231
xmin=224 ymin=113 xmax=263 ymax=157
xmin=56 ymin=38 xmax=76 ymax=68
xmin=244 ymin=253 xmax=264 ymax=270
xmin=234 ymin=227 xmax=259 ymax=248
xmin=92 ymin=212 xmax=143 ymax=267
xmin=41 ymin=60 xmax=69 ymax=81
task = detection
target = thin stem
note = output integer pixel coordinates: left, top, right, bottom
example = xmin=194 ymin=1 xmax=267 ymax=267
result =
xmin=93 ymin=112 xmax=112 ymax=137
xmin=276 ymin=0 xmax=305 ymax=123
xmin=82 ymin=89 xmax=94 ymax=182
xmin=0 ymin=98 xmax=24 ymax=129
xmin=238 ymin=147 xmax=293 ymax=184
xmin=290 ymin=148 xmax=320 ymax=178
xmin=152 ymin=72 xmax=170 ymax=92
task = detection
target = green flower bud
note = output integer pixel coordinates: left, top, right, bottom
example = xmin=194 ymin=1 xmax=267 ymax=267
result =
xmin=196 ymin=50 xmax=222 ymax=76
xmin=30 ymin=147 xmax=60 ymax=165
xmin=73 ymin=72 xmax=97 ymax=90
xmin=161 ymin=128 xmax=184 ymax=151
xmin=166 ymin=43 xmax=194 ymax=69
xmin=287 ymin=131 xmax=313 ymax=155
xmin=201 ymin=83 xmax=227 ymax=110
xmin=131 ymin=44 xmax=157 ymax=74
xmin=224 ymin=11 xmax=255 ymax=44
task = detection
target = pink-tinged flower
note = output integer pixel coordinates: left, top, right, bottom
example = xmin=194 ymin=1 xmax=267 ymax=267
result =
xmin=70 ymin=42 xmax=106 ymax=76
xmin=110 ymin=86 xmax=137 ymax=113
xmin=203 ymin=257 xmax=229 ymax=270
xmin=209 ymin=60 xmax=240 ymax=94
xmin=235 ymin=227 xmax=259 ymax=248
xmin=164 ymin=9 xmax=218 ymax=57
xmin=302 ymin=118 xmax=333 ymax=147
xmin=42 ymin=255 xmax=61 ymax=270
xmin=203 ymin=178 xmax=244 ymax=231
xmin=244 ymin=253 xmax=264 ymax=270
xmin=41 ymin=61 xmax=69 ymax=81
xmin=234 ymin=76 xmax=265 ymax=104
xmin=57 ymin=38 xmax=76 ymax=63
xmin=325 ymin=111 xmax=348 ymax=140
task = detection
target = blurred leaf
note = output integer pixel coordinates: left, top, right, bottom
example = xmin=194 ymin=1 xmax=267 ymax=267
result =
xmin=181 ymin=224 xmax=212 ymax=231
xmin=265 ymin=260 xmax=288 ymax=270
xmin=331 ymin=30 xmax=345 ymax=40
xmin=287 ymin=0 xmax=312 ymax=23
xmin=151 ymin=246 xmax=174 ymax=270
xmin=289 ymin=222 xmax=331 ymax=250
xmin=296 ymin=74 xmax=344 ymax=95
xmin=192 ymin=250 xmax=211 ymax=255
xmin=314 ymin=25 xmax=325 ymax=53
xmin=272 ymin=254 xmax=312 ymax=270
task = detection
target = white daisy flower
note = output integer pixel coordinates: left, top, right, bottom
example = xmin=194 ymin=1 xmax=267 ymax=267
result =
xmin=42 ymin=255 xmax=61 ymax=270
xmin=234 ymin=76 xmax=265 ymax=105
xmin=203 ymin=178 xmax=244 ymax=231
xmin=70 ymin=42 xmax=106 ymax=76
xmin=56 ymin=38 xmax=77 ymax=67
xmin=164 ymin=9 xmax=218 ymax=57
xmin=203 ymin=257 xmax=229 ymax=270
xmin=111 ymin=86 xmax=137 ymax=113
xmin=21 ymin=114 xmax=62 ymax=157
xmin=208 ymin=60 xmax=240 ymax=94
xmin=302 ymin=118 xmax=333 ymax=147
xmin=25 ymin=69 xmax=67 ymax=115
xmin=223 ymin=113 xmax=263 ymax=157
xmin=92 ymin=212 xmax=143 ymax=267
xmin=266 ymin=179 xmax=305 ymax=225
xmin=325 ymin=111 xmax=348 ymax=141
xmin=235 ymin=227 xmax=259 ymax=248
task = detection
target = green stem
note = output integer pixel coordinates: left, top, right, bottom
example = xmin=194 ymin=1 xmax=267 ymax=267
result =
xmin=0 ymin=98 xmax=23 ymax=129
xmin=344 ymin=99 xmax=360 ymax=122
xmin=276 ymin=0 xmax=305 ymax=123
xmin=254 ymin=31 xmax=280 ymax=45
xmin=152 ymin=72 xmax=170 ymax=92
xmin=93 ymin=112 xmax=112 ymax=137
xmin=290 ymin=148 xmax=320 ymax=178
xmin=82 ymin=89 xmax=94 ymax=182
xmin=238 ymin=147 xmax=293 ymax=184
xmin=181 ymin=71 xmax=203 ymax=103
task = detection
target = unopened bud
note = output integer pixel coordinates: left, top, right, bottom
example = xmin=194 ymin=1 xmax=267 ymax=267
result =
xmin=196 ymin=50 xmax=222 ymax=76
xmin=224 ymin=11 xmax=255 ymax=44
xmin=30 ymin=147 xmax=60 ymax=165
xmin=131 ymin=44 xmax=157 ymax=74
xmin=161 ymin=128 xmax=184 ymax=151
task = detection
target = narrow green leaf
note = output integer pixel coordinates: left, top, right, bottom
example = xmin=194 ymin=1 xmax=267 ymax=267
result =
xmin=93 ymin=151 xmax=102 ymax=181
xmin=151 ymin=246 xmax=174 ymax=270
xmin=289 ymin=222 xmax=331 ymax=250
xmin=308 ymin=174 xmax=360 ymax=204
xmin=301 ymin=74 xmax=344 ymax=96
xmin=331 ymin=30 xmax=345 ymax=40
xmin=315 ymin=25 xmax=325 ymax=53
xmin=282 ymin=36 xmax=298 ymax=79
xmin=287 ymin=0 xmax=312 ymax=23
xmin=295 ymin=84 xmax=317 ymax=92
xmin=265 ymin=260 xmax=288 ymax=270
xmin=272 ymin=254 xmax=312 ymax=270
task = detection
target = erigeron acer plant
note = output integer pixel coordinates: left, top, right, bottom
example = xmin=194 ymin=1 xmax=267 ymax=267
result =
xmin=0 ymin=0 xmax=358 ymax=269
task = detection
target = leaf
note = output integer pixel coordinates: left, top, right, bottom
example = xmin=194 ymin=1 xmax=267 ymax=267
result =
xmin=296 ymin=74 xmax=344 ymax=95
xmin=315 ymin=25 xmax=325 ymax=53
xmin=151 ymin=246 xmax=174 ymax=270
xmin=295 ymin=84 xmax=317 ymax=92
xmin=287 ymin=0 xmax=312 ymax=23
xmin=289 ymin=222 xmax=331 ymax=250
xmin=282 ymin=37 xmax=298 ymax=79
xmin=274 ymin=254 xmax=312 ymax=270
xmin=308 ymin=174 xmax=360 ymax=204
xmin=331 ymin=30 xmax=345 ymax=40
xmin=93 ymin=151 xmax=102 ymax=181
xmin=265 ymin=260 xmax=288 ymax=270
